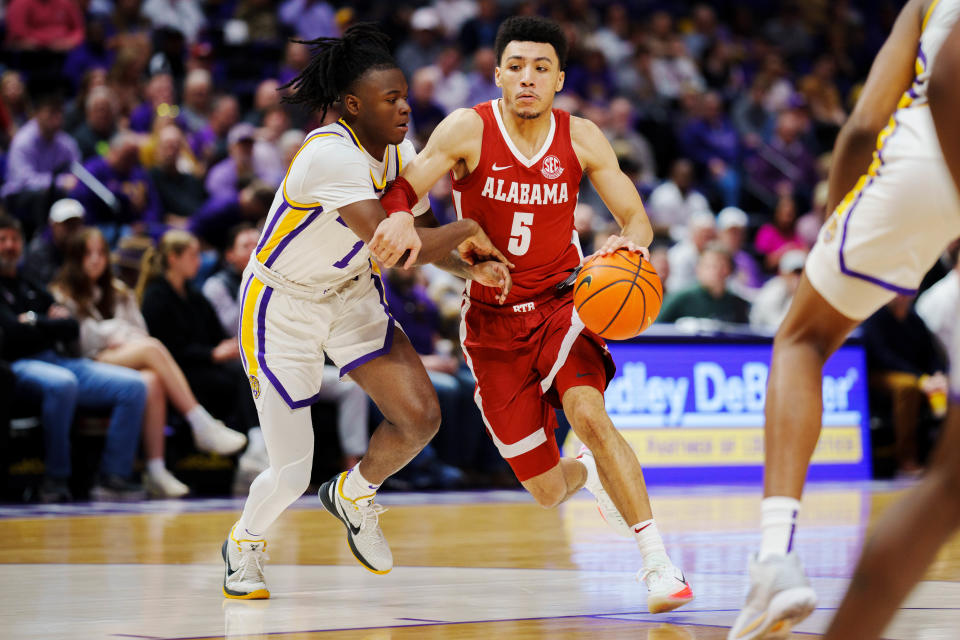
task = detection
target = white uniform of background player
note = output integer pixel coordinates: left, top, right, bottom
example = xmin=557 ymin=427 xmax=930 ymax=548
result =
xmin=806 ymin=0 xmax=960 ymax=338
xmin=235 ymin=119 xmax=428 ymax=537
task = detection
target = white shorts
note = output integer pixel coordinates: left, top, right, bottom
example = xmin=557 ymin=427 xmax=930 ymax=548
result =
xmin=238 ymin=260 xmax=394 ymax=410
xmin=807 ymin=114 xmax=960 ymax=320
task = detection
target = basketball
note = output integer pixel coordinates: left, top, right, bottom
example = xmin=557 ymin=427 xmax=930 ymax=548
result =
xmin=573 ymin=248 xmax=663 ymax=340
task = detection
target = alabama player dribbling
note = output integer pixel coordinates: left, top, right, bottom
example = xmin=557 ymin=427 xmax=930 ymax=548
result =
xmin=374 ymin=16 xmax=694 ymax=613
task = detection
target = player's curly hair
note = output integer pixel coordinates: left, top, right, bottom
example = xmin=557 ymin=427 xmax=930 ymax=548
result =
xmin=494 ymin=16 xmax=569 ymax=69
xmin=280 ymin=23 xmax=398 ymax=122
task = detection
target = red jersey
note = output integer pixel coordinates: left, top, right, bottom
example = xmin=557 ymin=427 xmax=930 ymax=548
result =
xmin=451 ymin=99 xmax=583 ymax=307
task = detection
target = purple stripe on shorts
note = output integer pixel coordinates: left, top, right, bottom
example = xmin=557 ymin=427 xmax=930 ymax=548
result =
xmin=255 ymin=286 xmax=323 ymax=410
xmin=338 ymin=272 xmax=396 ymax=377
xmin=263 ymin=207 xmax=324 ymax=268
xmin=837 ymin=118 xmax=919 ymax=296
xmin=256 ymin=202 xmax=289 ymax=254
xmin=918 ymin=42 xmax=927 ymax=68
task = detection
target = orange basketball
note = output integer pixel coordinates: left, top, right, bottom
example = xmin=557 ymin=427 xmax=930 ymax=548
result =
xmin=573 ymin=248 xmax=663 ymax=340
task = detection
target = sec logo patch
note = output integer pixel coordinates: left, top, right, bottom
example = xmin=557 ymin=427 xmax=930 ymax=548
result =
xmin=541 ymin=154 xmax=564 ymax=179
xmin=249 ymin=374 xmax=261 ymax=399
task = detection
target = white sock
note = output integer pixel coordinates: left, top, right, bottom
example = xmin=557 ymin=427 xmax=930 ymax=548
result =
xmin=186 ymin=405 xmax=218 ymax=435
xmin=632 ymin=519 xmax=669 ymax=567
xmin=341 ymin=462 xmax=380 ymax=503
xmin=577 ymin=451 xmax=601 ymax=495
xmin=759 ymin=496 xmax=801 ymax=560
xmin=146 ymin=458 xmax=167 ymax=477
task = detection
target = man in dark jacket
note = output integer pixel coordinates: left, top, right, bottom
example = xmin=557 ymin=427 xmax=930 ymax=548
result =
xmin=0 ymin=213 xmax=146 ymax=502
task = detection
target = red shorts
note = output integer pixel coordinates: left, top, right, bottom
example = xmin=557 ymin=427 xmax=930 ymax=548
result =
xmin=460 ymin=290 xmax=616 ymax=482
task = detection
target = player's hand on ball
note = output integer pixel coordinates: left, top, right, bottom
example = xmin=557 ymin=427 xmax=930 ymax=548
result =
xmin=458 ymin=225 xmax=516 ymax=269
xmin=589 ymin=234 xmax=650 ymax=263
xmin=370 ymin=212 xmax=420 ymax=268
xmin=470 ymin=261 xmax=513 ymax=304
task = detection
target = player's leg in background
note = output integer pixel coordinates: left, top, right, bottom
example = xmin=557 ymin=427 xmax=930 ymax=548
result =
xmin=823 ymin=339 xmax=960 ymax=640
xmin=762 ymin=277 xmax=857 ymax=535
xmin=728 ymin=275 xmax=859 ymax=639
xmin=345 ymin=328 xmax=441 ymax=484
xmin=824 ymin=401 xmax=960 ymax=640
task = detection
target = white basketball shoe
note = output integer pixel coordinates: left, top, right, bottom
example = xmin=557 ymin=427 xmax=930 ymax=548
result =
xmin=318 ymin=472 xmax=393 ymax=574
xmin=576 ymin=447 xmax=632 ymax=537
xmin=727 ymin=552 xmax=817 ymax=639
xmin=222 ymin=524 xmax=270 ymax=599
xmin=640 ymin=561 xmax=695 ymax=613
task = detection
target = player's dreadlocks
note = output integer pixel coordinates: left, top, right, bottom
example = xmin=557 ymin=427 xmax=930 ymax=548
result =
xmin=280 ymin=23 xmax=398 ymax=122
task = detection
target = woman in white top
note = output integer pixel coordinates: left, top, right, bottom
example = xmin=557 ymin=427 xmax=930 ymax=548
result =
xmin=51 ymin=228 xmax=247 ymax=497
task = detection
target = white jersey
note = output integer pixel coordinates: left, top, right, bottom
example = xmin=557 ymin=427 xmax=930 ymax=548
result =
xmin=883 ymin=0 xmax=960 ymax=163
xmin=251 ymin=119 xmax=429 ymax=288
xmin=906 ymin=0 xmax=960 ymax=107
xmin=806 ymin=0 xmax=960 ymax=321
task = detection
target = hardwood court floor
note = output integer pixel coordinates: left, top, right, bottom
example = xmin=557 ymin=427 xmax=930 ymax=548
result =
xmin=3 ymin=482 xmax=960 ymax=639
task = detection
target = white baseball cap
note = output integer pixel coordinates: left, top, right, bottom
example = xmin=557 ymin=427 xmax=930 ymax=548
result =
xmin=49 ymin=198 xmax=85 ymax=224
xmin=717 ymin=206 xmax=748 ymax=230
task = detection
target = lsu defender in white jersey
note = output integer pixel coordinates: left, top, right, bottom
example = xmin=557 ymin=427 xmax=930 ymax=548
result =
xmin=806 ymin=0 xmax=960 ymax=320
xmin=238 ymin=119 xmax=428 ymax=409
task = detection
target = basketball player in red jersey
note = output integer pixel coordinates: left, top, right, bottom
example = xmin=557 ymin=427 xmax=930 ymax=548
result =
xmin=374 ymin=16 xmax=694 ymax=613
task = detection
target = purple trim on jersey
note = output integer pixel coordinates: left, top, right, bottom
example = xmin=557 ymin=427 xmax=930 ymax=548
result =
xmin=336 ymin=216 xmax=348 ymax=227
xmin=263 ymin=207 xmax=324 ymax=268
xmin=256 ymin=201 xmax=289 ymax=255
xmin=338 ymin=272 xmax=396 ymax=377
xmin=837 ymin=116 xmax=919 ymax=296
xmin=237 ymin=273 xmax=254 ymax=372
xmin=918 ymin=42 xmax=927 ymax=68
xmin=333 ymin=239 xmax=365 ymax=268
xmin=255 ymin=286 xmax=323 ymax=410
xmin=337 ymin=121 xmax=361 ymax=148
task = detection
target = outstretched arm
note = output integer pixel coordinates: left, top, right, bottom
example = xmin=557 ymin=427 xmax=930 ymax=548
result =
xmin=930 ymin=15 xmax=960 ymax=197
xmin=415 ymin=212 xmax=512 ymax=304
xmin=370 ymin=109 xmax=484 ymax=266
xmin=572 ymin=116 xmax=653 ymax=260
xmin=338 ymin=198 xmax=477 ymax=266
xmin=826 ymin=0 xmax=923 ymax=213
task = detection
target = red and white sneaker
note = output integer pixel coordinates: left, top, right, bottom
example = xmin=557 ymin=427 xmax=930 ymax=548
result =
xmin=640 ymin=562 xmax=695 ymax=613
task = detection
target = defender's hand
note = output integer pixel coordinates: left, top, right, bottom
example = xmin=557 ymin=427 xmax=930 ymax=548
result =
xmin=469 ymin=261 xmax=513 ymax=305
xmin=458 ymin=224 xmax=515 ymax=269
xmin=370 ymin=212 xmax=420 ymax=268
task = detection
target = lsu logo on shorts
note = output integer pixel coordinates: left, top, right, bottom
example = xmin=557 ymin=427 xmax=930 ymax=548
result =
xmin=249 ymin=374 xmax=261 ymax=399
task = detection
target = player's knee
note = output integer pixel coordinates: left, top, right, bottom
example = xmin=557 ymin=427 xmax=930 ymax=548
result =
xmin=276 ymin=460 xmax=312 ymax=498
xmin=528 ymin=482 xmax=566 ymax=509
xmin=389 ymin=394 xmax=441 ymax=444
xmin=569 ymin=407 xmax=613 ymax=451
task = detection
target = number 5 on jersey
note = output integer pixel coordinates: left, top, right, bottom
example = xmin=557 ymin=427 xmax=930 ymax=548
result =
xmin=508 ymin=211 xmax=533 ymax=256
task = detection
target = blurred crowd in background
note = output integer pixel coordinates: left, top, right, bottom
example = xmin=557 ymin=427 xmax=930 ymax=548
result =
xmin=0 ymin=0 xmax=958 ymax=500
